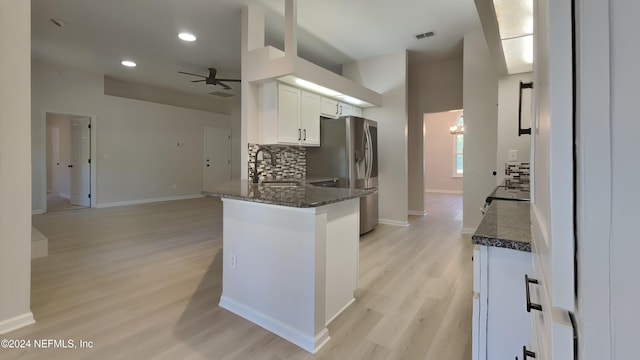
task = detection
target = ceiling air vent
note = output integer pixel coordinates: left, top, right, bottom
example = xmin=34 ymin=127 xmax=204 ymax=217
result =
xmin=50 ymin=18 xmax=67 ymax=28
xmin=415 ymin=31 xmax=435 ymax=40
xmin=208 ymin=91 xmax=234 ymax=98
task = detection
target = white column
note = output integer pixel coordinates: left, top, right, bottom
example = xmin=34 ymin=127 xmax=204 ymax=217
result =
xmin=0 ymin=0 xmax=35 ymax=334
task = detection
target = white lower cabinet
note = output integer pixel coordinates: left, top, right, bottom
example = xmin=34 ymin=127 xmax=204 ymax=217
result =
xmin=529 ymin=256 xmax=576 ymax=360
xmin=472 ymin=245 xmax=532 ymax=360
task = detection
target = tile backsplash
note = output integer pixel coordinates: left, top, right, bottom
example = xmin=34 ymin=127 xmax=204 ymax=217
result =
xmin=248 ymin=144 xmax=306 ymax=182
xmin=505 ymin=162 xmax=530 ymax=184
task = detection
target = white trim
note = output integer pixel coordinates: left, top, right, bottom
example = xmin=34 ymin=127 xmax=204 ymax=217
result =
xmin=408 ymin=210 xmax=427 ymax=216
xmin=219 ymin=295 xmax=330 ymax=354
xmin=462 ymin=227 xmax=477 ymax=235
xmin=40 ymin=111 xmax=98 ymax=213
xmin=425 ymin=189 xmax=463 ymax=195
xmin=325 ymin=297 xmax=355 ymax=326
xmin=96 ymin=194 xmax=204 ymax=208
xmin=32 ymin=209 xmax=45 ymax=215
xmin=378 ymin=218 xmax=410 ymax=227
xmin=0 ymin=312 xmax=35 ymax=335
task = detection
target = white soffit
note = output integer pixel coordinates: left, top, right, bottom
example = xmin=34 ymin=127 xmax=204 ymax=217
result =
xmin=493 ymin=0 xmax=534 ymax=74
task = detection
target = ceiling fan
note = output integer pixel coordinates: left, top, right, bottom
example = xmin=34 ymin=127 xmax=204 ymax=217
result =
xmin=178 ymin=67 xmax=240 ymax=90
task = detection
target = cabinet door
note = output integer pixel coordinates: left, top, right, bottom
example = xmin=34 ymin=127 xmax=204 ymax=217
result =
xmin=277 ymin=84 xmax=301 ymax=145
xmin=321 ymin=97 xmax=339 ymax=118
xmin=300 ymin=91 xmax=321 ymax=146
xmin=339 ymin=102 xmax=353 ymax=117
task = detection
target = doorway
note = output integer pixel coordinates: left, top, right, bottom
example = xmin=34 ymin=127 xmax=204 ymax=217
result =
xmin=46 ymin=113 xmax=92 ymax=212
xmin=203 ymin=127 xmax=231 ymax=190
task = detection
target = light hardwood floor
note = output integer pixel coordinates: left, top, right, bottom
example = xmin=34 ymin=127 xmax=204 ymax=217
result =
xmin=4 ymin=193 xmax=472 ymax=360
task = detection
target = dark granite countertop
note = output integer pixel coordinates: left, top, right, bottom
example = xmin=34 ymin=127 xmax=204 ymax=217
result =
xmin=202 ymin=179 xmax=374 ymax=208
xmin=472 ymin=200 xmax=531 ymax=252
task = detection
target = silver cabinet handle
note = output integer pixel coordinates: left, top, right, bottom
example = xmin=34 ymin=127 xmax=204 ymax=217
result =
xmin=298 ymin=128 xmax=301 ymax=141
xmin=525 ymin=275 xmax=543 ymax=312
xmin=303 ymin=129 xmax=307 ymax=141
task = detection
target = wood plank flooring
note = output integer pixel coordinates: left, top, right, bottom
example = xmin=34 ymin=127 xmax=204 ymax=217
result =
xmin=3 ymin=193 xmax=472 ymax=360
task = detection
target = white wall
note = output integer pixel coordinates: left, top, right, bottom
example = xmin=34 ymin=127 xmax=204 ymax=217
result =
xmin=32 ymin=59 xmax=233 ymax=210
xmin=343 ymin=51 xmax=409 ymax=226
xmin=0 ymin=0 xmax=34 ymax=334
xmin=408 ymin=56 xmax=463 ymax=213
xmin=496 ymin=73 xmax=532 ymax=184
xmin=424 ymin=111 xmax=463 ymax=194
xmin=462 ymin=28 xmax=499 ymax=232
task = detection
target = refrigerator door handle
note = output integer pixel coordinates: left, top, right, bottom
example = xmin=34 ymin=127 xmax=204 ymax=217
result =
xmin=365 ymin=123 xmax=373 ymax=182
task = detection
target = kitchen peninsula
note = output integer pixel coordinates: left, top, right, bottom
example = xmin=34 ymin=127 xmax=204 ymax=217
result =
xmin=203 ymin=180 xmax=374 ymax=354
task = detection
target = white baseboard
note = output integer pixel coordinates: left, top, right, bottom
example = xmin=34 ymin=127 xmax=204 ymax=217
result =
xmin=378 ymin=219 xmax=410 ymax=227
xmin=59 ymin=193 xmax=70 ymax=199
xmin=32 ymin=209 xmax=45 ymax=215
xmin=408 ymin=210 xmax=427 ymax=216
xmin=326 ymin=297 xmax=355 ymax=326
xmin=425 ymin=189 xmax=463 ymax=195
xmin=462 ymin=227 xmax=477 ymax=235
xmin=219 ymin=295 xmax=329 ymax=354
xmin=96 ymin=194 xmax=204 ymax=208
xmin=0 ymin=312 xmax=35 ymax=335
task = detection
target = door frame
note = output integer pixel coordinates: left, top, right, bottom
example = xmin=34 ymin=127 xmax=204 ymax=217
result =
xmin=41 ymin=111 xmax=97 ymax=212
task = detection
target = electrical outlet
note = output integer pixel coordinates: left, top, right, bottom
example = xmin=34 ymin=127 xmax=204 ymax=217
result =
xmin=508 ymin=150 xmax=518 ymax=161
xmin=230 ymin=254 xmax=237 ymax=269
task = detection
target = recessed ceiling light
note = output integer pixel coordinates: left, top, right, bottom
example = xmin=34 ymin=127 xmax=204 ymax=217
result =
xmin=121 ymin=60 xmax=137 ymax=68
xmin=178 ymin=32 xmax=197 ymax=42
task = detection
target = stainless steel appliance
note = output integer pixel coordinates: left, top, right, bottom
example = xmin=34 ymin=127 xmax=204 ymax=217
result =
xmin=307 ymin=116 xmax=378 ymax=234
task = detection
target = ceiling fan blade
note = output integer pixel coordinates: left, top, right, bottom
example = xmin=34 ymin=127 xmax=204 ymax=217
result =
xmin=178 ymin=71 xmax=207 ymax=78
xmin=216 ymin=78 xmax=241 ymax=82
xmin=191 ymin=79 xmax=206 ymax=83
xmin=208 ymin=68 xmax=218 ymax=78
xmin=218 ymin=82 xmax=232 ymax=90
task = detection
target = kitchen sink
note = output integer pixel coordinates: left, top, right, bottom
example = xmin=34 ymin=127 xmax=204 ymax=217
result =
xmin=259 ymin=180 xmax=303 ymax=187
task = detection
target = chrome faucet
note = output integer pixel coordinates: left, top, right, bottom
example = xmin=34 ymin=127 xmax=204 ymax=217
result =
xmin=252 ymin=147 xmax=276 ymax=184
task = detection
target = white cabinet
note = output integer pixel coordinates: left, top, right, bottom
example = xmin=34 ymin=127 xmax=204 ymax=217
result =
xmin=320 ymin=97 xmax=361 ymax=118
xmin=472 ymin=245 xmax=532 ymax=360
xmin=300 ymin=90 xmax=320 ymax=145
xmin=260 ymin=82 xmax=321 ymax=146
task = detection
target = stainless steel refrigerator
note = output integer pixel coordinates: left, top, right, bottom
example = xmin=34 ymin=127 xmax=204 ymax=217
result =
xmin=307 ymin=116 xmax=378 ymax=234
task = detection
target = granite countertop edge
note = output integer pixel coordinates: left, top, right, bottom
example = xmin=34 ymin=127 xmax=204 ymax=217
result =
xmin=471 ymin=235 xmax=532 ymax=252
xmin=201 ymin=179 xmax=374 ymax=208
xmin=201 ymin=189 xmax=368 ymax=208
xmin=471 ymin=200 xmax=532 ymax=253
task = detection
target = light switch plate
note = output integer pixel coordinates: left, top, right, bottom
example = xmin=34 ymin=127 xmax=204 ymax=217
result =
xmin=508 ymin=150 xmax=518 ymax=161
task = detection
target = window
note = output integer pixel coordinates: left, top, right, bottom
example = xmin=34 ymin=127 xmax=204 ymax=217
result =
xmin=453 ymin=115 xmax=463 ymax=176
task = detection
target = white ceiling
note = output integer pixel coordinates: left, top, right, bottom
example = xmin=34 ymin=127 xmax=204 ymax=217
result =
xmin=32 ymin=0 xmax=480 ymax=99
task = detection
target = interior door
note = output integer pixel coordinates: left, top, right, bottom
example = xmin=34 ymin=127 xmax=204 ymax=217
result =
xmin=70 ymin=117 xmax=91 ymax=207
xmin=204 ymin=127 xmax=231 ymax=190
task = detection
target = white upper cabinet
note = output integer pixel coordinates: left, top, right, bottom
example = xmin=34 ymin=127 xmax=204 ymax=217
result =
xmin=300 ymin=91 xmax=320 ymax=145
xmin=276 ymin=84 xmax=302 ymax=145
xmin=260 ymin=82 xmax=321 ymax=146
xmin=320 ymin=97 xmax=362 ymax=118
